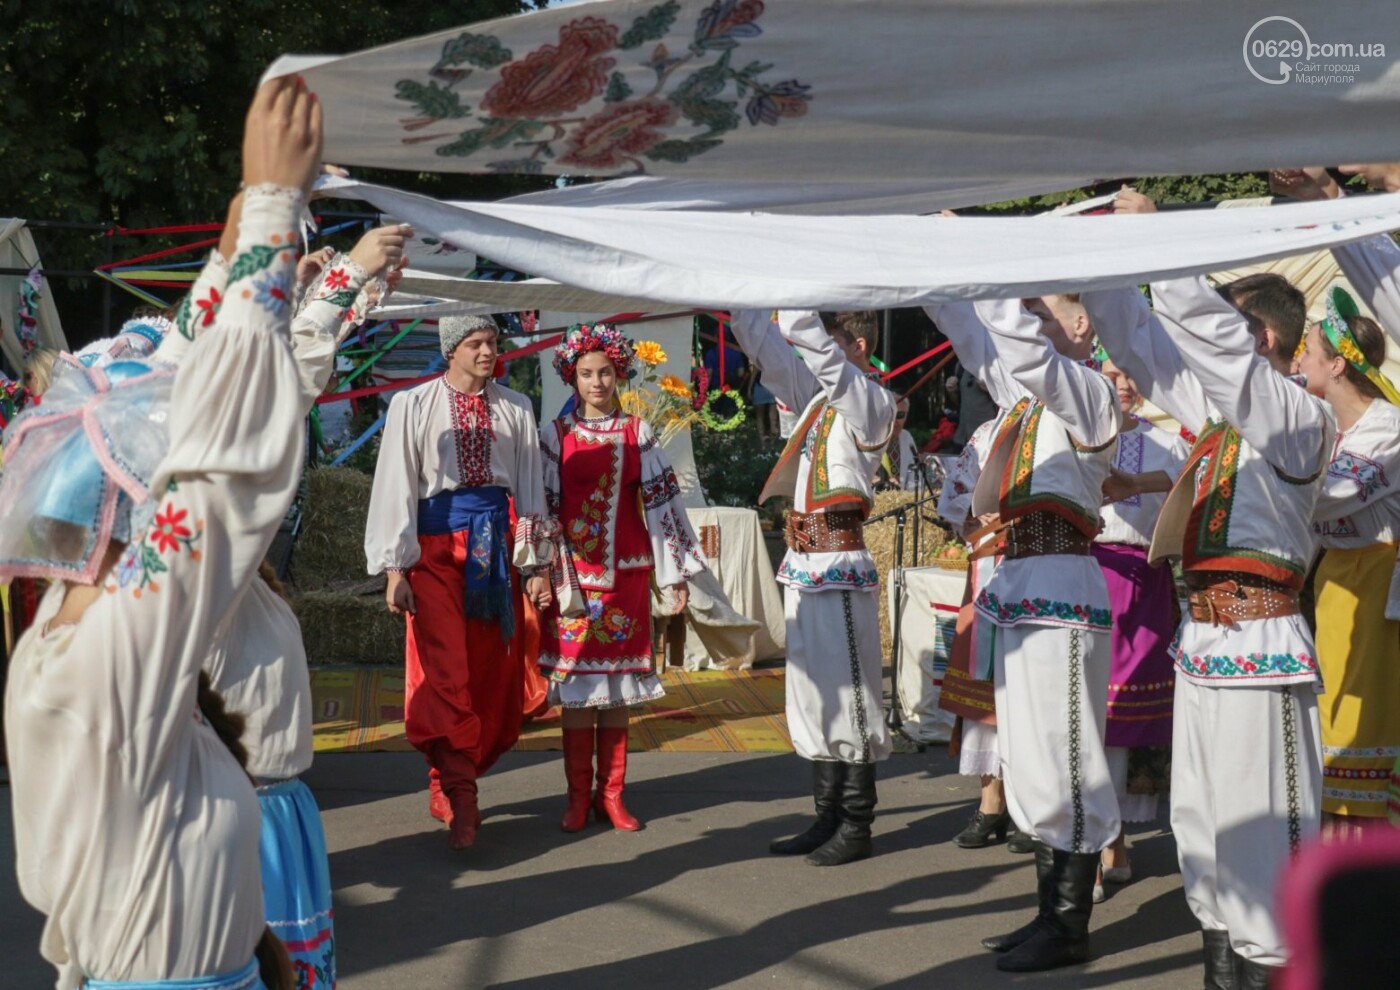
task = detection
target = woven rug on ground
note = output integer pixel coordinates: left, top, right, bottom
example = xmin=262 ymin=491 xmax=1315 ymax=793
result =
xmin=311 ymin=667 xmax=792 ymax=755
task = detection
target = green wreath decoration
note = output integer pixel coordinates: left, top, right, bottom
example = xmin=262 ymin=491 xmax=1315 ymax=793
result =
xmin=698 ymin=386 xmax=748 ymax=432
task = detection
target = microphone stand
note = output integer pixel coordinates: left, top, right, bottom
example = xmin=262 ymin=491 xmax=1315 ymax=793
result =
xmin=865 ymin=490 xmax=942 ymax=740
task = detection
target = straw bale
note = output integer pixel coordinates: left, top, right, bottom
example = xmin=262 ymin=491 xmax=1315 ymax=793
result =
xmin=866 ymin=490 xmax=964 ymax=662
xmin=291 ymin=590 xmax=403 ymax=665
xmin=294 ymin=467 xmax=373 ymax=591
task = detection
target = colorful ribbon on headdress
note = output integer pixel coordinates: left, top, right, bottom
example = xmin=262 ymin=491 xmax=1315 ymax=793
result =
xmin=1320 ymin=286 xmax=1400 ymax=406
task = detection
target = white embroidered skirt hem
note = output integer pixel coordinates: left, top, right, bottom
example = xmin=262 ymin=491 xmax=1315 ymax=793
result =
xmin=548 ymin=672 xmax=665 ymax=710
xmin=959 ymin=720 xmax=1002 ymax=778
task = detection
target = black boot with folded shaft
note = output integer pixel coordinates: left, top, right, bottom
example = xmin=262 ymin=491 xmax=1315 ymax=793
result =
xmin=996 ymin=849 xmax=1097 ymax=972
xmin=770 ymin=761 xmax=843 ymax=855
xmin=983 ymin=840 xmax=1053 ymax=952
xmin=1202 ymin=930 xmax=1240 ymax=990
xmin=806 ymin=762 xmax=876 ymax=866
xmin=1232 ymin=951 xmax=1274 ymax=990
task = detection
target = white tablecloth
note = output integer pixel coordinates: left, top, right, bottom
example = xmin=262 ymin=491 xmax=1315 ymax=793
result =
xmin=887 ymin=565 xmax=965 ymax=743
xmin=679 ymin=506 xmax=786 ymax=668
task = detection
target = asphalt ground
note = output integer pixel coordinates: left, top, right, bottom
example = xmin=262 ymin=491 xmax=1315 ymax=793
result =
xmin=1 ymin=745 xmax=1200 ymax=988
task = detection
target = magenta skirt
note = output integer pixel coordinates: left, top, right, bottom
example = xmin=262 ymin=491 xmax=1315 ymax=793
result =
xmin=1092 ymin=542 xmax=1176 ymax=748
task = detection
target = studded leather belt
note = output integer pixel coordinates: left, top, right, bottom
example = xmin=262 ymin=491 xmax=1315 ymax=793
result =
xmin=784 ymin=508 xmax=866 ymax=553
xmin=1185 ymin=572 xmax=1300 ymax=625
xmin=968 ymin=511 xmax=1093 ymax=561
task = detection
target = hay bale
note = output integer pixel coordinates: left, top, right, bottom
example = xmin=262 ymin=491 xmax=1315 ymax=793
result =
xmin=866 ymin=490 xmax=964 ymax=662
xmin=291 ymin=590 xmax=404 ymax=665
xmin=295 ymin=467 xmax=373 ymax=591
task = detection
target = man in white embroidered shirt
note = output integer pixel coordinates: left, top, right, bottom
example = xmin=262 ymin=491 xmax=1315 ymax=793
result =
xmin=365 ymin=314 xmax=550 ymax=851
xmin=731 ymin=309 xmax=897 ymax=867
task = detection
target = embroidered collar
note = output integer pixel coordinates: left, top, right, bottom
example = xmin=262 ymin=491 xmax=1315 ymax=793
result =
xmin=443 ymin=376 xmax=490 ymax=399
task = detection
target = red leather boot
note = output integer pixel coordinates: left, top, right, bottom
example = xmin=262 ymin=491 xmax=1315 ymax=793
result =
xmin=428 ymin=768 xmax=450 ymax=823
xmin=593 ymin=725 xmax=641 ymax=831
xmin=560 ymin=727 xmax=596 ymax=833
xmin=434 ymin=746 xmax=481 ymax=849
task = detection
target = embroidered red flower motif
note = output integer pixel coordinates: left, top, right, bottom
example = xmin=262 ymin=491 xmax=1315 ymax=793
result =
xmin=293 ymin=959 xmax=316 ymax=989
xmin=152 ymin=503 xmax=192 ymax=554
xmin=323 ymin=267 xmax=350 ymax=291
xmin=481 ymin=18 xmax=619 ymax=119
xmin=195 ymin=288 xmax=222 ymax=327
xmin=560 ymin=98 xmax=679 ymax=168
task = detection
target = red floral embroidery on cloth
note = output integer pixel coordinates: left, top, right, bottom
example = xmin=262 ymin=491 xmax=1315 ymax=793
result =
xmin=447 ymin=381 xmax=495 ymax=486
xmin=561 ymin=98 xmax=680 ymax=169
xmin=481 ymin=17 xmax=619 ymax=119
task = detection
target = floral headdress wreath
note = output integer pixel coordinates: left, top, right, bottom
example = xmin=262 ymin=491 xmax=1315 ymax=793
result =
xmin=553 ymin=322 xmax=637 ymax=385
xmin=1320 ymin=286 xmax=1400 ymax=405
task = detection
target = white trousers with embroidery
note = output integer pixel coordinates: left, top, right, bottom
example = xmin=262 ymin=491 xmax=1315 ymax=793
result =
xmin=784 ymin=587 xmax=892 ymax=763
xmin=1171 ymin=676 xmax=1321 ymax=967
xmin=993 ymin=623 xmax=1121 ymax=853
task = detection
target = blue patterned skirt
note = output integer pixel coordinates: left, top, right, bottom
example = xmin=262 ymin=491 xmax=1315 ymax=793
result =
xmin=258 ymin=777 xmax=335 ymax=988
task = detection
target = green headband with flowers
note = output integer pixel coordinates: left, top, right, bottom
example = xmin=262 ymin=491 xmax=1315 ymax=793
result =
xmin=1319 ymin=286 xmax=1400 ymax=405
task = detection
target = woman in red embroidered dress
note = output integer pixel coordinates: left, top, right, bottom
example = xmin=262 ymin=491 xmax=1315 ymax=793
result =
xmin=534 ymin=324 xmax=706 ymax=831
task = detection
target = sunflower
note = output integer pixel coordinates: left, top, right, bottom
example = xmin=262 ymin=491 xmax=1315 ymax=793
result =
xmin=634 ymin=340 xmax=667 ymax=365
xmin=658 ymin=374 xmax=692 ymax=398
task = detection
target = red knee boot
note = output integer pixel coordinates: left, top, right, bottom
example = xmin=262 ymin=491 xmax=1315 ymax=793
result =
xmin=561 ymin=727 xmax=596 ymax=833
xmin=593 ymin=725 xmax=641 ymax=831
xmin=428 ymin=768 xmax=450 ymax=823
xmin=433 ymin=746 xmax=481 ymax=849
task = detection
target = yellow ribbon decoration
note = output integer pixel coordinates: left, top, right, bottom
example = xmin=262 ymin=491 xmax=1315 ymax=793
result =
xmin=1321 ymin=286 xmax=1400 ymax=406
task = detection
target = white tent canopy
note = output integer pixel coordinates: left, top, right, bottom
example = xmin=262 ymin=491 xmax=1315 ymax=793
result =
xmin=0 ymin=220 xmax=67 ymax=375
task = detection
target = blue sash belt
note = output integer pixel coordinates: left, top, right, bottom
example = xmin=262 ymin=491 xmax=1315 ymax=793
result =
xmin=83 ymin=958 xmax=265 ymax=989
xmin=417 ymin=486 xmax=514 ymax=640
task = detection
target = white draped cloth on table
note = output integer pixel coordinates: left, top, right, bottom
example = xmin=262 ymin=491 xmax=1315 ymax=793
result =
xmin=268 ymin=1 xmax=1399 ymax=200
xmin=680 ymin=506 xmax=784 ymax=668
xmin=323 ymin=177 xmax=1400 ymax=309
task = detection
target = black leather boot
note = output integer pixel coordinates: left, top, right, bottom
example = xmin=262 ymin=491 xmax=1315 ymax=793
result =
xmin=996 ymin=850 xmax=1096 ymax=972
xmin=806 ymin=762 xmax=875 ymax=866
xmin=982 ymin=840 xmax=1052 ymax=952
xmin=954 ymin=808 xmax=1012 ymax=848
xmin=1233 ymin=951 xmax=1275 ymax=989
xmin=770 ymin=761 xmax=843 ymax=855
xmin=1007 ymin=829 xmax=1037 ymax=853
xmin=1202 ymin=930 xmax=1239 ymax=989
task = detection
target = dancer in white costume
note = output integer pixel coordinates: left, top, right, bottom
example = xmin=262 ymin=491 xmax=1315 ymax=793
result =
xmin=936 ymin=416 xmax=1025 ymax=851
xmin=924 ymin=295 xmax=1121 ymax=972
xmin=0 ymin=78 xmax=321 ymax=990
xmin=161 ymin=212 xmax=407 ymax=983
xmin=730 ymin=308 xmax=896 ymax=867
xmin=1084 ymin=267 xmax=1327 ymax=989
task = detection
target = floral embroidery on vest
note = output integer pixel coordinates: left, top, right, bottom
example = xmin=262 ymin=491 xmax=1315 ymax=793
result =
xmin=807 ymin=401 xmax=871 ymax=514
xmin=447 ymin=380 xmax=495 ymax=487
xmin=995 ymin=398 xmax=1099 ymax=535
xmin=1178 ymin=420 xmax=1304 ymax=585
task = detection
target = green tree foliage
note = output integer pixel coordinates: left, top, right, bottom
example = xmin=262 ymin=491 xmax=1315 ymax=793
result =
xmin=0 ymin=0 xmax=549 ymax=340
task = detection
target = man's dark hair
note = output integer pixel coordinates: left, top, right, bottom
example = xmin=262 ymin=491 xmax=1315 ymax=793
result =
xmin=1218 ymin=274 xmax=1307 ymax=359
xmin=824 ymin=310 xmax=880 ymax=354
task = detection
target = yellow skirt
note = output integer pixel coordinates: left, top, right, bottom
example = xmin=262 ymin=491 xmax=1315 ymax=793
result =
xmin=1314 ymin=543 xmax=1400 ymax=817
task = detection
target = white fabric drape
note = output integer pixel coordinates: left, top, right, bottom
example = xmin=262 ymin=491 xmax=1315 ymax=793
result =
xmin=324 ymin=177 xmax=1400 ymax=309
xmin=268 ymin=1 xmax=1400 ymax=193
